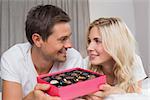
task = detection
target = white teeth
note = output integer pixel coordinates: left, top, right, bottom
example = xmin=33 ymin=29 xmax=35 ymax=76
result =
xmin=59 ymin=50 xmax=66 ymax=55
xmin=60 ymin=49 xmax=66 ymax=54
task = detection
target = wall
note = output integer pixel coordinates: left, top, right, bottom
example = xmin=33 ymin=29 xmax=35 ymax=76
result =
xmin=149 ymin=0 xmax=150 ymax=77
xmin=89 ymin=0 xmax=136 ymax=34
xmin=133 ymin=0 xmax=150 ymax=77
xmin=89 ymin=0 xmax=150 ymax=76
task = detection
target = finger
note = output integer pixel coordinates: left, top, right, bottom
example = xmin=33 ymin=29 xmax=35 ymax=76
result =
xmin=34 ymin=90 xmax=45 ymax=99
xmin=47 ymin=96 xmax=61 ymax=100
xmin=91 ymin=96 xmax=103 ymax=100
xmin=34 ymin=90 xmax=61 ymax=100
xmin=93 ymin=91 xmax=105 ymax=98
xmin=99 ymin=84 xmax=111 ymax=91
xmin=34 ymin=83 xmax=50 ymax=91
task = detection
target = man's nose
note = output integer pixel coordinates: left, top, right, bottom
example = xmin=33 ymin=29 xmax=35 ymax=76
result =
xmin=64 ymin=39 xmax=72 ymax=48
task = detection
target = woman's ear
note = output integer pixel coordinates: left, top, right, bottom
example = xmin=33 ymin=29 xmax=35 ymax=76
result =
xmin=32 ymin=33 xmax=43 ymax=47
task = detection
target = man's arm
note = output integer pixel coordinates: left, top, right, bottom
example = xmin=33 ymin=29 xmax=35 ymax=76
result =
xmin=2 ymin=80 xmax=61 ymax=100
xmin=2 ymin=80 xmax=23 ymax=100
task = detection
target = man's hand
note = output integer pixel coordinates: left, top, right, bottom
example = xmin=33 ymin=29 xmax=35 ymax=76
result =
xmin=24 ymin=83 xmax=60 ymax=100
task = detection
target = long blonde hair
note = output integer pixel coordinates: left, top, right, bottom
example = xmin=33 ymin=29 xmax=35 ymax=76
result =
xmin=87 ymin=17 xmax=139 ymax=92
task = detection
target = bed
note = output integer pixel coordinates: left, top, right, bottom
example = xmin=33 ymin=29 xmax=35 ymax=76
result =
xmin=105 ymin=77 xmax=150 ymax=100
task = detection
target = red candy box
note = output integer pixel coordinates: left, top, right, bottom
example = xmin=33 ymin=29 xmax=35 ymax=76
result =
xmin=37 ymin=68 xmax=106 ymax=100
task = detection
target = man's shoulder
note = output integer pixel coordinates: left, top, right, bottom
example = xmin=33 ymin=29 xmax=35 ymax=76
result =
xmin=1 ymin=42 xmax=31 ymax=59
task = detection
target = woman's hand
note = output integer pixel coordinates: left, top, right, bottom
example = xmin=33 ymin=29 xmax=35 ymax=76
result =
xmin=93 ymin=84 xmax=126 ymax=98
xmin=75 ymin=95 xmax=103 ymax=100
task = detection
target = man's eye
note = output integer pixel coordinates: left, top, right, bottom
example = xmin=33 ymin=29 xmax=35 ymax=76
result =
xmin=60 ymin=37 xmax=69 ymax=42
xmin=62 ymin=38 xmax=67 ymax=41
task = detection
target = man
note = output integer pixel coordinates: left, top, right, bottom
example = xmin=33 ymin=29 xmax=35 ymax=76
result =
xmin=1 ymin=5 xmax=83 ymax=100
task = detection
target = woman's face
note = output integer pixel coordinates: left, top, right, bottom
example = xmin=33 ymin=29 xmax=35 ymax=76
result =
xmin=87 ymin=26 xmax=112 ymax=66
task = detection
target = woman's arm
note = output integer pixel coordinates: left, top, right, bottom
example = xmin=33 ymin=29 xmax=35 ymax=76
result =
xmin=89 ymin=80 xmax=142 ymax=98
xmin=128 ymin=80 xmax=142 ymax=93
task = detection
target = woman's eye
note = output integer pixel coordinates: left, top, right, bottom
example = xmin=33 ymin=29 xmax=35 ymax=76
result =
xmin=88 ymin=39 xmax=91 ymax=44
xmin=95 ymin=39 xmax=102 ymax=43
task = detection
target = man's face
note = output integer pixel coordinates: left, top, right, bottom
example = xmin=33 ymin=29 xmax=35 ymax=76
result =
xmin=41 ymin=22 xmax=72 ymax=62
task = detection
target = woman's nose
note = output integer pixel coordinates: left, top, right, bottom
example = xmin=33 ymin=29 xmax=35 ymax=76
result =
xmin=87 ymin=42 xmax=95 ymax=51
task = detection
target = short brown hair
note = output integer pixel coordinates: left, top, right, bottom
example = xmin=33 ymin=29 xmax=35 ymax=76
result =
xmin=25 ymin=5 xmax=70 ymax=45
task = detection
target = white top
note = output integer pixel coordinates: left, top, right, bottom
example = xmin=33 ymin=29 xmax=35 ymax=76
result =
xmin=83 ymin=55 xmax=147 ymax=81
xmin=1 ymin=42 xmax=83 ymax=97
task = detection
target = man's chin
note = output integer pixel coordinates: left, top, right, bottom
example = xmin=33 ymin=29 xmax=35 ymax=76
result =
xmin=58 ymin=57 xmax=66 ymax=62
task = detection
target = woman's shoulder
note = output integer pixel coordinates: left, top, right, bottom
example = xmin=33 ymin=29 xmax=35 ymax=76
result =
xmin=133 ymin=54 xmax=147 ymax=81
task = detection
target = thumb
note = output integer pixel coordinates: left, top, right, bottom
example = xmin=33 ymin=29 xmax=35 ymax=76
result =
xmin=34 ymin=83 xmax=50 ymax=91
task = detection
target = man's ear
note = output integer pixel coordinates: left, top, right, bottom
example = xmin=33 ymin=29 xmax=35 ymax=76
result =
xmin=32 ymin=33 xmax=43 ymax=47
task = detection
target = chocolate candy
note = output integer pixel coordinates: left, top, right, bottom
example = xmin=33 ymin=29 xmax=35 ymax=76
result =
xmin=71 ymin=73 xmax=78 ymax=77
xmin=72 ymin=70 xmax=83 ymax=74
xmin=78 ymin=76 xmax=87 ymax=80
xmin=42 ymin=76 xmax=51 ymax=82
xmin=65 ymin=76 xmax=74 ymax=80
xmin=82 ymin=72 xmax=90 ymax=76
xmin=63 ymin=78 xmax=72 ymax=84
xmin=58 ymin=73 xmax=66 ymax=77
xmin=54 ymin=76 xmax=62 ymax=80
xmin=88 ymin=75 xmax=97 ymax=80
xmin=42 ymin=69 xmax=99 ymax=87
xmin=50 ymin=80 xmax=59 ymax=85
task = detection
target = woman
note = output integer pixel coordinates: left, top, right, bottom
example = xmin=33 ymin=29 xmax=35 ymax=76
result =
xmin=83 ymin=17 xmax=147 ymax=99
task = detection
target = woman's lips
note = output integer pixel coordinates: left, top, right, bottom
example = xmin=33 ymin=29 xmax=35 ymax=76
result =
xmin=89 ymin=54 xmax=98 ymax=60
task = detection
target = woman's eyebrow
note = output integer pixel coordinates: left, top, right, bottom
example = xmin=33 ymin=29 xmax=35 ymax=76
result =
xmin=93 ymin=37 xmax=102 ymax=40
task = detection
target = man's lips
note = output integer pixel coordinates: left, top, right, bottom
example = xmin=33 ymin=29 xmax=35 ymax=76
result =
xmin=58 ymin=50 xmax=66 ymax=56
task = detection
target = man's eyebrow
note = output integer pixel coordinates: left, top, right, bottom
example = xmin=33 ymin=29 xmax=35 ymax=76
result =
xmin=57 ymin=33 xmax=72 ymax=40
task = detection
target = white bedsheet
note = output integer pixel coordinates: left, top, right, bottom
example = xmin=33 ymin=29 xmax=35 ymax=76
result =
xmin=105 ymin=93 xmax=150 ymax=100
xmin=142 ymin=77 xmax=150 ymax=96
xmin=105 ymin=78 xmax=150 ymax=100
